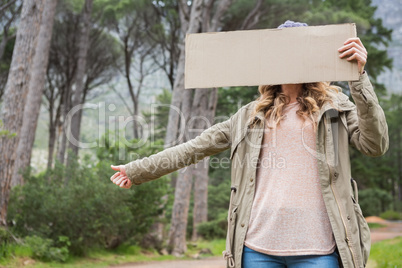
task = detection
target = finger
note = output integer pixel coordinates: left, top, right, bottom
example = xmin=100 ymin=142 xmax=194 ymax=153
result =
xmin=344 ymin=37 xmax=364 ymax=48
xmin=346 ymin=52 xmax=366 ymax=65
xmin=121 ymin=180 xmax=131 ymax=189
xmin=115 ymin=176 xmax=127 ymax=185
xmin=339 ymin=47 xmax=366 ymax=59
xmin=338 ymin=41 xmax=366 ymax=54
xmin=119 ymin=179 xmax=129 ymax=188
xmin=111 ymin=165 xmax=121 ymax=171
xmin=110 ymin=172 xmax=120 ymax=181
xmin=112 ymin=175 xmax=123 ymax=184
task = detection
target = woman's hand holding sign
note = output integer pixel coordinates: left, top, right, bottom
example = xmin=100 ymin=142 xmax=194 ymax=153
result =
xmin=110 ymin=165 xmax=132 ymax=189
xmin=338 ymin=37 xmax=367 ymax=74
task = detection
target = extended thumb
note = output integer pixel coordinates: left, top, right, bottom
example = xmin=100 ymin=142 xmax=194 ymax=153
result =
xmin=111 ymin=165 xmax=120 ymax=171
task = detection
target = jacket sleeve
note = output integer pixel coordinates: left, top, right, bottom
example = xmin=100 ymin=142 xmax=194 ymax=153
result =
xmin=346 ymin=71 xmax=389 ymax=157
xmin=125 ymin=118 xmax=232 ymax=185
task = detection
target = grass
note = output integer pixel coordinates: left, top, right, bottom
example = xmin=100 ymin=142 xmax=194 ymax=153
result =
xmin=0 ymin=244 xmax=177 ymax=268
xmin=368 ymin=236 xmax=402 ymax=268
xmin=0 ymin=239 xmax=226 ymax=268
xmin=2 ymin=237 xmax=401 ymax=268
xmin=368 ymin=223 xmax=386 ymax=229
xmin=187 ymin=239 xmax=226 ymax=256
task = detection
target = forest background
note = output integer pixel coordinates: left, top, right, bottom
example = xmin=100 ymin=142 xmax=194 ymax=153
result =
xmin=0 ymin=0 xmax=401 ymax=266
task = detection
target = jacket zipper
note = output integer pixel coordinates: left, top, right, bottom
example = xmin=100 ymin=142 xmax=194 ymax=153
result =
xmin=330 ymin=177 xmax=359 ymax=267
xmin=323 ymin=116 xmax=359 ymax=267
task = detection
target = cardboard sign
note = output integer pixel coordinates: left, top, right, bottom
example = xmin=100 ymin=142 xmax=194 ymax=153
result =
xmin=185 ymin=23 xmax=359 ymax=89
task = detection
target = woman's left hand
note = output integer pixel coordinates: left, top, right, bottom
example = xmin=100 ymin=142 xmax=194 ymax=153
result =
xmin=338 ymin=37 xmax=367 ymax=74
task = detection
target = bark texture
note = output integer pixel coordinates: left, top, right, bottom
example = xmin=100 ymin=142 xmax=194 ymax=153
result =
xmin=166 ymin=0 xmax=203 ymax=255
xmin=167 ymin=165 xmax=194 ymax=256
xmin=67 ymin=0 xmax=93 ymax=162
xmin=12 ymin=0 xmax=58 ymax=187
xmin=163 ymin=0 xmax=204 ymax=149
xmin=0 ymin=0 xmax=44 ymax=226
xmin=191 ymin=88 xmax=218 ymax=241
xmin=167 ymin=0 xmax=232 ymax=254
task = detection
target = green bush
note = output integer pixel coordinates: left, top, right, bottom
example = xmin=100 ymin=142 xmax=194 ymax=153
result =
xmin=25 ymin=235 xmax=70 ymax=262
xmin=380 ymin=210 xmax=402 ymax=220
xmin=0 ymin=227 xmax=11 ymax=259
xmin=197 ymin=212 xmax=228 ymax=240
xmin=8 ymin=140 xmax=170 ymax=257
xmin=358 ymin=188 xmax=393 ymax=216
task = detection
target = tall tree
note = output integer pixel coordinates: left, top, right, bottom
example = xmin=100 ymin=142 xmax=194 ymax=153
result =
xmin=191 ymin=87 xmax=218 ymax=241
xmin=45 ymin=3 xmax=120 ymax=169
xmin=166 ymin=0 xmax=204 ymax=256
xmin=150 ymin=0 xmax=181 ymax=90
xmin=11 ymin=0 xmax=59 ymax=187
xmin=66 ymin=0 xmax=93 ymax=163
xmin=0 ymin=0 xmax=44 ymax=226
xmin=167 ymin=0 xmax=277 ymax=252
xmin=102 ymin=0 xmax=160 ymax=139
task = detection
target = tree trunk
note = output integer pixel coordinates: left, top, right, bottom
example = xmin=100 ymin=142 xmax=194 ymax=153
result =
xmin=168 ymin=165 xmax=194 ymax=256
xmin=47 ymin=96 xmax=62 ymax=170
xmin=0 ymin=0 xmax=44 ymax=226
xmin=167 ymin=86 xmax=194 ymax=255
xmin=191 ymin=88 xmax=218 ymax=241
xmin=67 ymin=0 xmax=93 ymax=164
xmin=163 ymin=0 xmax=204 ymax=149
xmin=166 ymin=0 xmax=234 ymax=251
xmin=57 ymin=84 xmax=71 ymax=165
xmin=11 ymin=0 xmax=58 ymax=187
xmin=162 ymin=0 xmax=204 ymax=253
xmin=0 ymin=35 xmax=9 ymax=62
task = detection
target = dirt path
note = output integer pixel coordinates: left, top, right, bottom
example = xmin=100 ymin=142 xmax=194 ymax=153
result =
xmin=370 ymin=220 xmax=402 ymax=243
xmin=112 ymin=221 xmax=402 ymax=268
xmin=110 ymin=256 xmax=226 ymax=268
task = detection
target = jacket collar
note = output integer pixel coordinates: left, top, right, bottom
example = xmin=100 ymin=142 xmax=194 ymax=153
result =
xmin=249 ymin=93 xmax=354 ymax=128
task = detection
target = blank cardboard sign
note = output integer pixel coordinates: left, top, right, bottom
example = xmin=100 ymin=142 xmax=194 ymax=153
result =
xmin=185 ymin=23 xmax=359 ymax=89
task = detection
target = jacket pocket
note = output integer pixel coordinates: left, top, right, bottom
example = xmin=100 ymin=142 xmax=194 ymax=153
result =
xmin=230 ymin=134 xmax=246 ymax=160
xmin=352 ymin=196 xmax=371 ymax=267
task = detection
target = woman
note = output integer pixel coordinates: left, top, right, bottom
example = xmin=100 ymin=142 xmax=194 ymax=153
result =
xmin=109 ymin=21 xmax=388 ymax=268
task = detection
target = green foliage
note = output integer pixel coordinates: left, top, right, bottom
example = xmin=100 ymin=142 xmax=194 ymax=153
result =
xmin=359 ymin=188 xmax=393 ymax=216
xmin=302 ymin=0 xmax=392 ymax=96
xmin=142 ymin=89 xmax=172 ymax=141
xmin=367 ymin=222 xmax=386 ymax=229
xmin=25 ymin=235 xmax=70 ymax=262
xmin=379 ymin=210 xmax=402 ymax=221
xmin=216 ymin=86 xmax=259 ymax=119
xmin=8 ymin=141 xmax=170 ymax=257
xmin=369 ymin=237 xmax=402 ymax=268
xmin=0 ymin=227 xmax=11 ymax=259
xmin=196 ymin=212 xmax=228 ymax=240
xmin=194 ymin=239 xmax=226 ymax=256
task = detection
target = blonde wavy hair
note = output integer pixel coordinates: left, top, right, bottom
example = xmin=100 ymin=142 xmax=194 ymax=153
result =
xmin=249 ymin=82 xmax=342 ymax=131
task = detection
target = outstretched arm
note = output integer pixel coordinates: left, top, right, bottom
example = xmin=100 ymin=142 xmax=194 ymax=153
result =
xmin=110 ymin=118 xmax=232 ymax=187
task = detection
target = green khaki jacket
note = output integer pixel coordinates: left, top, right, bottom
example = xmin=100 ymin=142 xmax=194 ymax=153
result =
xmin=125 ymin=71 xmax=389 ymax=268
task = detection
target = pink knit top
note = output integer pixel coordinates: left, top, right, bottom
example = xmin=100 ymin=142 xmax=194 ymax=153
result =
xmin=244 ymin=101 xmax=336 ymax=256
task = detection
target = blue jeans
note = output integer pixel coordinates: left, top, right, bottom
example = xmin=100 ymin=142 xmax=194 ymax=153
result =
xmin=242 ymin=245 xmax=339 ymax=268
